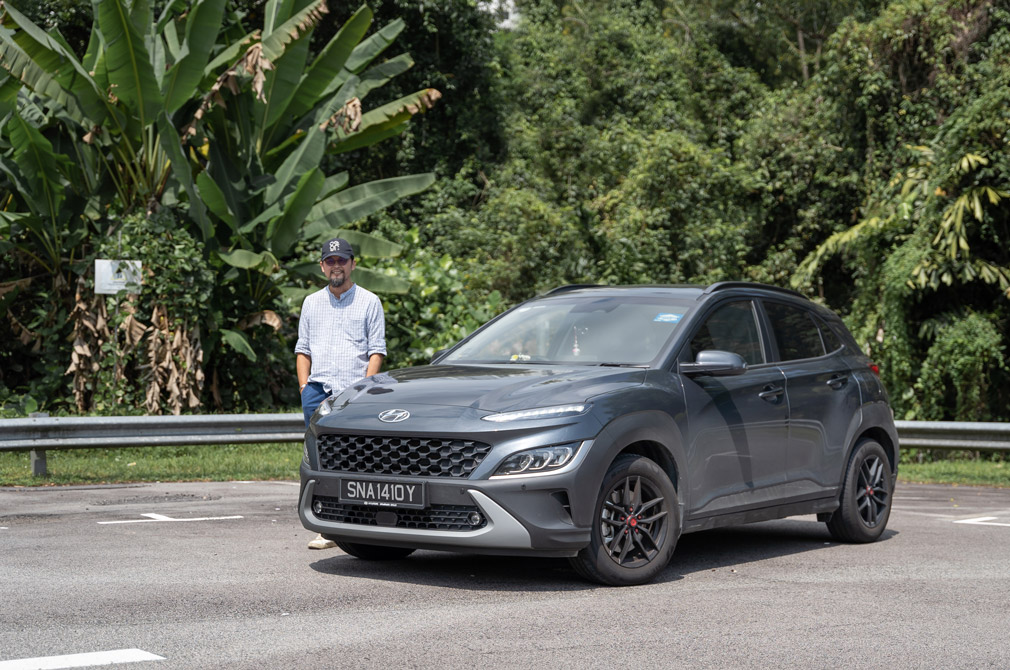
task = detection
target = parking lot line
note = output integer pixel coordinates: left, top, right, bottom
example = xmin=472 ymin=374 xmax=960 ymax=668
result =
xmin=98 ymin=513 xmax=243 ymax=525
xmin=0 ymin=648 xmax=164 ymax=669
xmin=954 ymin=516 xmax=1010 ymax=527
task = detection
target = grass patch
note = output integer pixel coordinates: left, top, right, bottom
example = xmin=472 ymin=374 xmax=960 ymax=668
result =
xmin=898 ymin=458 xmax=1009 ymax=488
xmin=2 ymin=444 xmax=1008 ymax=489
xmin=0 ymin=443 xmax=302 ymax=487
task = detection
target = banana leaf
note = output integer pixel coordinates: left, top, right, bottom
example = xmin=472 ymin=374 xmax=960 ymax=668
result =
xmin=285 ymin=4 xmax=371 ymax=122
xmin=305 ymin=173 xmax=435 ymax=230
xmin=157 ymin=112 xmax=211 ymax=241
xmin=196 ymin=171 xmax=237 ymax=231
xmin=220 ymin=328 xmax=257 ymax=361
xmin=260 ymin=0 xmax=327 ymax=62
xmin=6 ymin=112 xmax=66 ymax=223
xmin=0 ymin=4 xmax=108 ymax=125
xmin=217 ymin=248 xmax=279 ymax=272
xmin=96 ymin=0 xmax=163 ymax=128
xmin=330 ymin=89 xmax=440 ymax=155
xmin=264 ymin=123 xmax=325 ymax=205
xmin=351 ymin=267 xmax=409 ymax=294
xmin=353 ymin=53 xmax=413 ymax=102
xmin=321 ymin=18 xmax=404 ymax=99
xmin=162 ymin=0 xmax=228 ymax=114
xmin=269 ymin=167 xmax=324 ymax=256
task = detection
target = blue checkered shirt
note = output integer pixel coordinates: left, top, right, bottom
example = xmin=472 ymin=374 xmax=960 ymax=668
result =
xmin=295 ymin=284 xmax=387 ymax=395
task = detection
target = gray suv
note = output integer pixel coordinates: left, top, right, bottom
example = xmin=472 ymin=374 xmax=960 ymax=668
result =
xmin=299 ymin=283 xmax=897 ymax=585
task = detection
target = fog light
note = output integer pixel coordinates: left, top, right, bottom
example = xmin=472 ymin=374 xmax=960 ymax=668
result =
xmin=312 ymin=500 xmax=323 ymax=515
xmin=467 ymin=512 xmax=482 ymax=526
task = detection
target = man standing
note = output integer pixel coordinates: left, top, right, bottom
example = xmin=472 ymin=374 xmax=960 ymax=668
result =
xmin=296 ymin=237 xmax=386 ymax=549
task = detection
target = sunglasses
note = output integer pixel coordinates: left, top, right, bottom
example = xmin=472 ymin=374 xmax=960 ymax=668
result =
xmin=323 ymin=256 xmax=351 ymax=267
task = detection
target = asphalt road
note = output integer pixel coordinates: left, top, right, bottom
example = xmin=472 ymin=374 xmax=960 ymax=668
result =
xmin=2 ymin=480 xmax=1009 ymax=669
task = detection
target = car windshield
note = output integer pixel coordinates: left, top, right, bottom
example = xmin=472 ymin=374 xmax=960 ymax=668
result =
xmin=443 ymin=295 xmax=694 ymax=366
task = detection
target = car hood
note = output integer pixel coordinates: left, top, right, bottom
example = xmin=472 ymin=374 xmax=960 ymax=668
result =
xmin=334 ymin=364 xmax=646 ymax=413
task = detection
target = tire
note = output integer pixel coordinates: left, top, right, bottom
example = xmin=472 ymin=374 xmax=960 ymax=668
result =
xmin=568 ymin=454 xmax=680 ymax=586
xmin=332 ymin=540 xmax=416 ymax=560
xmin=826 ymin=438 xmax=893 ymax=543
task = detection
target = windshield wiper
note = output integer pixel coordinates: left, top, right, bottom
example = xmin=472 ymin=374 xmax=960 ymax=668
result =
xmin=597 ymin=362 xmax=648 ymax=368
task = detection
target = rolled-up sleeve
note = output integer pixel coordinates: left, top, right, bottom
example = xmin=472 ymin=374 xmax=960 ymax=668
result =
xmin=294 ymin=293 xmax=313 ymax=356
xmin=366 ymin=298 xmax=386 ymax=357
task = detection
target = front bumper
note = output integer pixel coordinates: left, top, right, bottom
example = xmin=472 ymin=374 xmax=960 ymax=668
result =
xmin=298 ymin=461 xmax=593 ymax=558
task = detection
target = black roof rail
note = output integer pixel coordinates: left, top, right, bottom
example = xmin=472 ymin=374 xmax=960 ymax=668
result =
xmin=542 ymin=284 xmax=603 ymax=295
xmin=702 ymin=281 xmax=806 ymax=299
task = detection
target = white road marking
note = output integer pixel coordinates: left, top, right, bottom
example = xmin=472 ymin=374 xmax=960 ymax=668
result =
xmin=0 ymin=648 xmax=164 ymax=669
xmin=953 ymin=516 xmax=1010 ymax=527
xmin=98 ymin=512 xmax=243 ymax=525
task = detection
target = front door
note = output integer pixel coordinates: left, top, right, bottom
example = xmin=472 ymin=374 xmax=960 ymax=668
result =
xmin=680 ymin=300 xmax=790 ymax=518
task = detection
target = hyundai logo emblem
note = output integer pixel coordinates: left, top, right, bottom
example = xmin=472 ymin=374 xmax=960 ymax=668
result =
xmin=378 ymin=408 xmax=410 ymax=423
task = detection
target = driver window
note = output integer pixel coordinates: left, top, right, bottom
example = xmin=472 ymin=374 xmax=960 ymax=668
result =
xmin=689 ymin=300 xmax=764 ymax=366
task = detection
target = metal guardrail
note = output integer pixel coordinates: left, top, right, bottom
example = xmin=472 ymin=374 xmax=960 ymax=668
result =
xmin=0 ymin=413 xmax=305 ymax=476
xmin=892 ymin=420 xmax=1010 ymax=451
xmin=0 ymin=415 xmax=1006 ymax=477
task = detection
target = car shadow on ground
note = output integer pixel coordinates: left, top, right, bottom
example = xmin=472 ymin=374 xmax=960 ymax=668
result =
xmin=309 ymin=517 xmax=898 ymax=591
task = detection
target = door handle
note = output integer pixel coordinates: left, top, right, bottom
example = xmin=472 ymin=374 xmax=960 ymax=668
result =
xmin=758 ymin=386 xmax=784 ymax=402
xmin=826 ymin=375 xmax=848 ymax=389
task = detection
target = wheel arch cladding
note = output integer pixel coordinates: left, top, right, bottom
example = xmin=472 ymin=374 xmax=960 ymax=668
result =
xmin=859 ymin=425 xmax=898 ymax=473
xmin=572 ymin=410 xmax=686 ymax=528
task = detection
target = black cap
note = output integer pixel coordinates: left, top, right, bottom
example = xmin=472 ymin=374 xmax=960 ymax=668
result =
xmin=321 ymin=237 xmax=354 ymax=261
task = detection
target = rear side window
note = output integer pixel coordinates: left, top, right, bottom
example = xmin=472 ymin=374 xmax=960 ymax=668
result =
xmin=817 ymin=317 xmax=844 ymax=353
xmin=689 ymin=300 xmax=765 ymax=365
xmin=764 ymin=301 xmax=825 ymax=361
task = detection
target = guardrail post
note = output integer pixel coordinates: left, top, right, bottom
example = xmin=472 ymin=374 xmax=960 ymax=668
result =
xmin=28 ymin=411 xmax=48 ymax=477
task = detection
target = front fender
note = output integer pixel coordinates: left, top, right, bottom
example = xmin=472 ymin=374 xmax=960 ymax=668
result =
xmin=570 ymin=410 xmax=687 ymax=528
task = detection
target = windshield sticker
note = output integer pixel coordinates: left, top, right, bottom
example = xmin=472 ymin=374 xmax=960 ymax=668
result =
xmin=654 ymin=313 xmax=683 ymax=323
xmin=510 ymin=354 xmax=531 ymax=361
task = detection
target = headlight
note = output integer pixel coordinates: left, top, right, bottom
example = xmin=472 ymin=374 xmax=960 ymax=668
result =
xmin=302 ymin=440 xmax=309 ymax=464
xmin=316 ymin=396 xmax=335 ymax=417
xmin=481 ymin=404 xmax=588 ymax=423
xmin=491 ymin=444 xmax=579 ymax=477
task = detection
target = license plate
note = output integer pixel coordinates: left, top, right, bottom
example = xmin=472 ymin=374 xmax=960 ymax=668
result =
xmin=339 ymin=478 xmax=426 ymax=509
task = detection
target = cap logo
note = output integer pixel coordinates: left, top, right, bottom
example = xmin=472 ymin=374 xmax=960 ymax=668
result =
xmin=330 ymin=240 xmax=340 ymax=251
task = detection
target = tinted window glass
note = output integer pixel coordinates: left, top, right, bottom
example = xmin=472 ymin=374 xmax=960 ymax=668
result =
xmin=689 ymin=301 xmax=764 ymax=365
xmin=445 ymin=296 xmax=693 ymax=365
xmin=765 ymin=302 xmax=825 ymax=361
xmin=817 ymin=317 xmax=844 ymax=353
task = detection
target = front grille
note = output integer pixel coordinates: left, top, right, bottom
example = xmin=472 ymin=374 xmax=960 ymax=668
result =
xmin=312 ymin=496 xmax=487 ymax=531
xmin=316 ymin=433 xmax=492 ymax=478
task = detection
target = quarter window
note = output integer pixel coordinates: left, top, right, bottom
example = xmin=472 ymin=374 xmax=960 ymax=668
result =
xmin=689 ymin=300 xmax=764 ymax=365
xmin=764 ymin=302 xmax=825 ymax=361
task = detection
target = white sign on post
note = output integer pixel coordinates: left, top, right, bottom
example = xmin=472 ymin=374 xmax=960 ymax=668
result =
xmin=95 ymin=259 xmax=143 ymax=295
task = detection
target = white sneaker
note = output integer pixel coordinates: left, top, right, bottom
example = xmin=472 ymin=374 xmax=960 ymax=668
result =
xmin=307 ymin=533 xmax=336 ymax=550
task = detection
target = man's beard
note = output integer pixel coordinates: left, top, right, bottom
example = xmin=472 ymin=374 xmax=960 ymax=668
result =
xmin=329 ymin=271 xmax=347 ymax=289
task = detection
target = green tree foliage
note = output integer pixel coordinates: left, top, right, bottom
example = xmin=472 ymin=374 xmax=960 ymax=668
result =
xmin=4 ymin=0 xmax=1010 ymax=425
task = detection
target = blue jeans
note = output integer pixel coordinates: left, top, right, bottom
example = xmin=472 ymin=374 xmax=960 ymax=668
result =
xmin=301 ymin=382 xmax=328 ymax=428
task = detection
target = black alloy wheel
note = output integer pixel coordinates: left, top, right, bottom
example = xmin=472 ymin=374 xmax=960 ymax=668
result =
xmin=856 ymin=453 xmax=889 ymax=527
xmin=570 ymin=454 xmax=679 ymax=586
xmin=826 ymin=438 xmax=893 ymax=543
xmin=601 ymin=474 xmax=668 ymax=568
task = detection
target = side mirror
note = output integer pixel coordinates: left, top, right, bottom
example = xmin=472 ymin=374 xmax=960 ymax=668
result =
xmin=679 ymin=350 xmax=748 ymax=377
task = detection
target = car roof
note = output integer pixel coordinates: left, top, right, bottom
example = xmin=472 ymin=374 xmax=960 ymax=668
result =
xmin=541 ymin=282 xmax=808 ymax=303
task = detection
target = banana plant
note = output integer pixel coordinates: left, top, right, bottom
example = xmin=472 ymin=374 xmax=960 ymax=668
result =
xmin=0 ymin=0 xmax=440 ymax=364
xmin=193 ymin=1 xmax=439 ymax=305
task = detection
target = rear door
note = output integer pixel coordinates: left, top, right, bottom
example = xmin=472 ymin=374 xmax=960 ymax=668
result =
xmin=680 ymin=300 xmax=790 ymax=518
xmin=762 ymin=300 xmax=861 ymax=500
